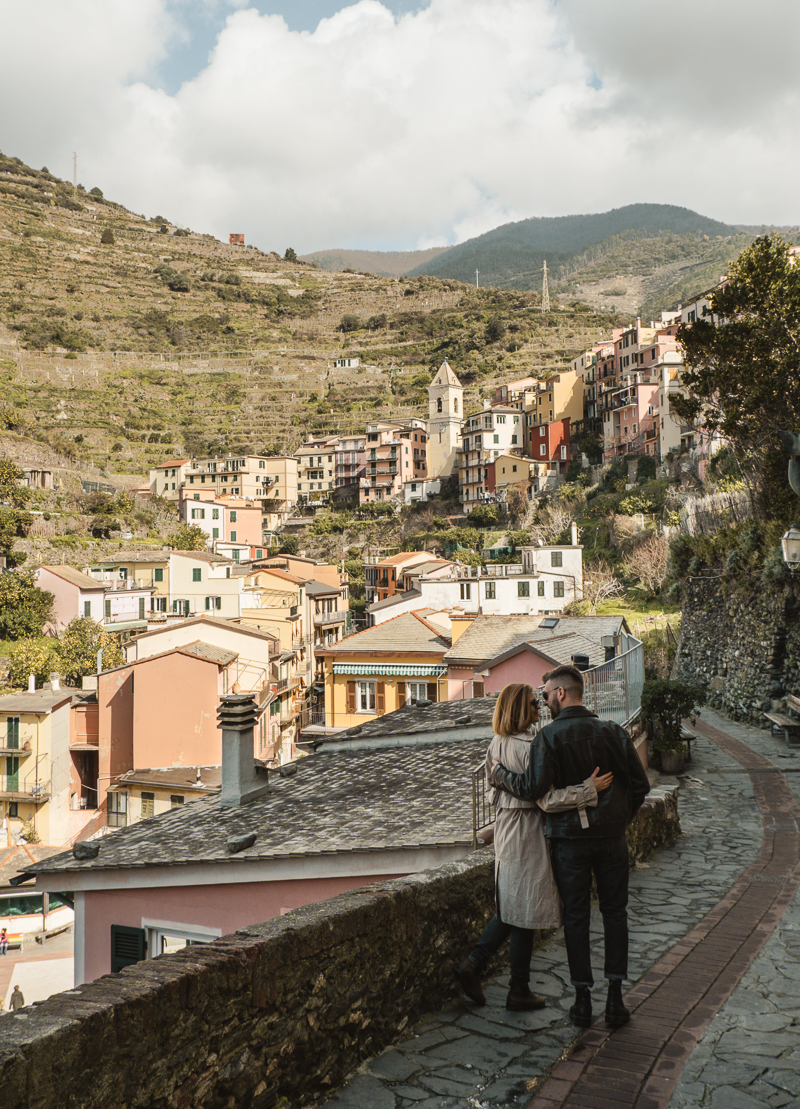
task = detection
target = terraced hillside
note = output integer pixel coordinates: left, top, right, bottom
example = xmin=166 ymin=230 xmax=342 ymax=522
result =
xmin=0 ymin=153 xmax=628 ymax=477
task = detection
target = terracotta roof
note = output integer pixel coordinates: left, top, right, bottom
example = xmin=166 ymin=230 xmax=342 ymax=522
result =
xmin=318 ymin=612 xmax=450 ymax=656
xmin=111 ymin=766 xmax=222 ymax=793
xmin=155 ymin=459 xmax=190 ymax=468
xmin=39 ymin=565 xmax=105 ymax=590
xmin=249 ymin=566 xmax=306 ymax=585
xmin=375 ymin=551 xmax=431 ymax=568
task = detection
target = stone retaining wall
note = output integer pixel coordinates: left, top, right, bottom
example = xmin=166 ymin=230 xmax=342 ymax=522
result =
xmin=673 ymin=576 xmax=800 ymax=723
xmin=0 ymin=790 xmax=679 ymax=1109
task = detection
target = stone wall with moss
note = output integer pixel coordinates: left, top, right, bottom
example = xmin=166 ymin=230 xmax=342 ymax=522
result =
xmin=673 ymin=576 xmax=800 ymax=722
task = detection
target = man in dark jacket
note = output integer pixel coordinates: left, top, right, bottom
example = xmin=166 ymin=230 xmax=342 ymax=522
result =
xmin=489 ymin=664 xmax=650 ymax=1028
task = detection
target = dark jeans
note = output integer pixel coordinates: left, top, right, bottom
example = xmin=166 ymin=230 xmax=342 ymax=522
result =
xmin=469 ymin=914 xmax=534 ymax=987
xmin=550 ymin=834 xmax=630 ymax=988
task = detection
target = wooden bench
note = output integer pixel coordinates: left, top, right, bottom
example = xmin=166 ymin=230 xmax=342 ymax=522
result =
xmin=763 ymin=695 xmax=800 ymax=747
xmin=680 ymin=724 xmax=699 ymax=762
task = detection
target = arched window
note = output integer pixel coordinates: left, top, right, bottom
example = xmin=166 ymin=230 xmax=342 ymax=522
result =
xmin=454 ymin=397 xmax=459 ymax=413
xmin=437 ymin=398 xmax=443 ymax=413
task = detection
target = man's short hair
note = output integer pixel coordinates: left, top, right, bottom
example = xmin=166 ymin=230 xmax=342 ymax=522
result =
xmin=542 ymin=664 xmax=584 ymax=699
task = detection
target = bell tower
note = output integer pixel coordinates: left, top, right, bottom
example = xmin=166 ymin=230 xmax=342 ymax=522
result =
xmin=427 ymin=360 xmax=463 ymax=479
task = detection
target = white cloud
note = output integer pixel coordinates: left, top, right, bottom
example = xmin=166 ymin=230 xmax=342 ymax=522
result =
xmin=0 ymin=0 xmax=798 ymax=252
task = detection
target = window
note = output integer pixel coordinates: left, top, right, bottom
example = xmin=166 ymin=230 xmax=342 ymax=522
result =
xmin=512 ymin=465 xmax=517 ymax=473
xmin=437 ymin=397 xmax=443 ymax=412
xmin=454 ymin=397 xmax=459 ymax=412
xmin=517 ymin=581 xmax=530 ymax=597
xmin=205 ymin=596 xmax=222 ymax=610
xmin=554 ymin=581 xmax=565 ymax=598
xmin=259 ymin=460 xmax=265 ymax=468
xmin=538 ymin=580 xmax=545 ymax=596
xmin=139 ymin=597 xmax=146 ymax=619
xmin=406 ymin=681 xmax=428 ymax=703
xmin=485 ymin=581 xmax=495 ymax=600
xmin=140 ymin=792 xmax=155 ymax=819
xmin=119 ymin=568 xmax=128 ymax=580
xmin=154 ymin=568 xmax=163 ymax=582
xmin=256 ymin=549 xmax=264 ymax=559
xmin=105 ymin=599 xmax=111 ymax=618
xmin=5 ymin=718 xmax=20 ymax=749
xmin=560 ymin=446 xmax=567 ymax=460
xmin=460 ymin=582 xmax=472 ymax=600
xmin=170 ymin=795 xmax=185 ymax=809
xmin=8 ymin=801 xmax=18 ymax=818
xmin=191 ymin=508 xmax=205 ymax=520
xmin=84 ymin=600 xmax=92 ymax=617
xmin=358 ymin=681 xmax=376 ymax=712
xmin=230 ymin=531 xmax=237 ymax=542
xmin=212 ymin=509 xmax=220 ymax=520
xmin=551 ymin=551 xmax=563 ymax=567
xmin=511 ymin=435 xmax=517 ymax=444
xmin=493 ymin=434 xmax=499 ymax=444
xmin=232 ymin=550 xmax=240 ymax=562
xmin=540 ymin=445 xmax=546 ymax=456
xmin=212 ymin=528 xmax=219 ymax=539
xmin=108 ymin=791 xmax=127 ymax=827
xmin=193 ymin=493 xmax=200 ymax=501
xmin=230 ymin=511 xmax=237 ymax=522
xmin=192 ymin=568 xmax=202 ymax=582
xmin=153 ymin=596 xmax=167 ymax=612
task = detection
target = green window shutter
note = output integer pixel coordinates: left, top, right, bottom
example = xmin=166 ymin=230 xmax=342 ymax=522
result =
xmin=154 ymin=568 xmax=163 ymax=582
xmin=192 ymin=568 xmax=201 ymax=582
xmin=111 ymin=925 xmax=146 ymax=973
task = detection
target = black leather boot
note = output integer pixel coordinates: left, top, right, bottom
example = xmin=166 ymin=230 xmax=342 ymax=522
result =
xmin=569 ymin=986 xmax=592 ymax=1027
xmin=455 ymin=959 xmax=486 ymax=1006
xmin=605 ymin=980 xmax=630 ymax=1027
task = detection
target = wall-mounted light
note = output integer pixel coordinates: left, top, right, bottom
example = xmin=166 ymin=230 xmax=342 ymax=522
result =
xmin=781 ymin=524 xmax=800 ymax=574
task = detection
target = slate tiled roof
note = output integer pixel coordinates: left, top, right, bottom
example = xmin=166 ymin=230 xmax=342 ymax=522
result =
xmin=131 ymin=616 xmax=278 ymax=647
xmin=304 ymin=580 xmax=341 ymax=597
xmin=367 ymin=589 xmax=421 ymax=613
xmin=319 ymin=612 xmax=450 ymax=656
xmin=444 ymin=614 xmax=627 ymax=667
xmin=323 ymin=695 xmax=497 ymax=743
xmin=178 ymin=642 xmax=238 ymax=666
xmin=0 ymin=688 xmax=79 ymax=714
xmin=93 ymin=550 xmax=172 ymax=564
xmin=484 ymin=631 xmax=606 ymax=670
xmin=0 ymin=846 xmax=65 ymax=892
xmin=19 ymin=739 xmax=486 ymax=878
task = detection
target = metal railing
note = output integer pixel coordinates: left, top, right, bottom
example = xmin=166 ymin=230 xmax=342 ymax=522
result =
xmin=313 ymin=609 xmax=348 ymax=627
xmin=0 ymin=777 xmax=51 ymax=800
xmin=276 ymin=676 xmax=301 ymax=694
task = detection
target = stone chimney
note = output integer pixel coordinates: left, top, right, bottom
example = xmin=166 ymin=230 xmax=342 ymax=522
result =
xmin=217 ymin=693 xmax=270 ymax=809
xmin=50 ymin=673 xmax=61 ymax=692
xmin=571 ymin=521 xmax=579 ymax=546
xmin=28 ymin=674 xmax=35 ymax=693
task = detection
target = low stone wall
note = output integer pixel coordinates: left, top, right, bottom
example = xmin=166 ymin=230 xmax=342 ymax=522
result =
xmin=0 ymin=793 xmax=680 ymax=1109
xmin=673 ymin=576 xmax=800 ymax=723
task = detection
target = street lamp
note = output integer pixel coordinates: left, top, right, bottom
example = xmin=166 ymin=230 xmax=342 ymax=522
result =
xmin=781 ymin=524 xmax=800 ymax=574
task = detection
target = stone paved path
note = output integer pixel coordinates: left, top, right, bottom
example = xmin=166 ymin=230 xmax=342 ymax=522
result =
xmin=320 ymin=709 xmax=800 ymax=1109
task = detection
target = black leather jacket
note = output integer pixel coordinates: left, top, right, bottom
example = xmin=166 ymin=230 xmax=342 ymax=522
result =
xmin=489 ymin=705 xmax=650 ymax=839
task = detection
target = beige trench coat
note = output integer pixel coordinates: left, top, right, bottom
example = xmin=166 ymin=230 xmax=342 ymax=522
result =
xmin=485 ymin=732 xmax=598 ymax=931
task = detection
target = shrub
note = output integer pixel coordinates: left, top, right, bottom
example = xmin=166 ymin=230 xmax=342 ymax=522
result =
xmin=640 ymin=679 xmax=706 ymax=753
xmin=339 ymin=314 xmax=363 ymax=333
xmin=100 ymin=228 xmax=115 ymax=245
xmin=89 ymin=186 xmax=104 ymax=198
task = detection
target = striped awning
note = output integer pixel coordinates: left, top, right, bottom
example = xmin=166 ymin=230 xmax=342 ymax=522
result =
xmin=332 ymin=663 xmax=447 ymax=677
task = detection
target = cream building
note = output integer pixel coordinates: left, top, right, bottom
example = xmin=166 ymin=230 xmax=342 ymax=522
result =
xmin=427 ymin=360 xmax=463 ymax=479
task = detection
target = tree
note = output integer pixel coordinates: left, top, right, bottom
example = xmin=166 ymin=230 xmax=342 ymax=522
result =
xmin=467 ymin=503 xmax=500 ymax=528
xmin=0 ymin=457 xmax=31 ymax=507
xmin=484 ymin=315 xmax=506 ymax=343
xmin=166 ymin=524 xmax=207 ymax=551
xmin=284 ymin=247 xmax=297 ymax=262
xmin=581 ymin=560 xmax=624 ymax=614
xmin=640 ymin=680 xmax=706 ymax=753
xmin=8 ymin=638 xmax=59 ymax=689
xmin=100 ymin=228 xmax=115 ymax=245
xmin=0 ymin=570 xmax=54 ymax=639
xmin=621 ymin=533 xmax=669 ymax=596
xmin=675 ymin=234 xmax=800 ymax=520
xmin=278 ymin=535 xmax=299 ymax=555
xmin=57 ymin=618 xmax=123 ymax=685
xmin=0 ymin=506 xmax=33 ymax=567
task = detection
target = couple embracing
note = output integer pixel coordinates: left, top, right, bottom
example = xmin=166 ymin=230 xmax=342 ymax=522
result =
xmin=457 ymin=665 xmax=650 ymax=1028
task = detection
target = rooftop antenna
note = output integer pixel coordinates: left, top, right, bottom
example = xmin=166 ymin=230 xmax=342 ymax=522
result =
xmin=541 ymin=260 xmax=550 ymax=313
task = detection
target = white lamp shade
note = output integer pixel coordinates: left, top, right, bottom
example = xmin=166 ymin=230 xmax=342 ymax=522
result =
xmin=781 ymin=524 xmax=800 ymax=572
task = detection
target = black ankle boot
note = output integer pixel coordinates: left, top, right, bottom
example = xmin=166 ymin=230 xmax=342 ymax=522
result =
xmin=569 ymin=986 xmax=592 ymax=1027
xmin=605 ymin=980 xmax=630 ymax=1027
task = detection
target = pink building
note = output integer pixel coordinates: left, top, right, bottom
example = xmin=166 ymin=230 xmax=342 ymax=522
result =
xmin=19 ymin=694 xmax=493 ymax=984
xmin=180 ymin=493 xmax=263 ymax=548
xmin=37 ymin=565 xmax=105 ymax=630
xmin=360 ymin=419 xmax=428 ymax=505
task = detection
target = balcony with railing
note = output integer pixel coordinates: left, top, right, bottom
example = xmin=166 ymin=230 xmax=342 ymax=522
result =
xmin=314 ymin=609 xmax=348 ymax=627
xmin=0 ymin=776 xmax=51 ymax=801
xmin=275 ymin=675 xmax=301 ymax=694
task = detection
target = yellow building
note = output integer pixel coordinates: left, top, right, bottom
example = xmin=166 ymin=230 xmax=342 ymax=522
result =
xmin=0 ymin=686 xmax=80 ymax=847
xmin=315 ymin=612 xmax=450 ymax=732
xmin=528 ymin=369 xmax=583 ymax=427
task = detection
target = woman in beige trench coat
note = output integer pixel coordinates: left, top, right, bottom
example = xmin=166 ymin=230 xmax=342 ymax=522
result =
xmin=456 ymin=682 xmax=612 ymax=1012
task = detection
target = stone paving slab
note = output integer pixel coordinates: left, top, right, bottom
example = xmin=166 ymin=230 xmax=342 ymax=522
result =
xmin=320 ymin=709 xmax=799 ymax=1109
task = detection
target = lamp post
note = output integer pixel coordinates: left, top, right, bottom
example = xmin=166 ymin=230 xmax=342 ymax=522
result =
xmin=781 ymin=524 xmax=800 ymax=575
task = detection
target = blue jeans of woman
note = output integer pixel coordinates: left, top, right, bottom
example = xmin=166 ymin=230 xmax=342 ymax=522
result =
xmin=549 ymin=833 xmax=629 ymax=988
xmin=468 ymin=914 xmax=534 ymax=987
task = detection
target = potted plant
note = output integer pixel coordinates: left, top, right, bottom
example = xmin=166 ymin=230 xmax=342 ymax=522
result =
xmin=640 ymin=679 xmax=707 ymax=774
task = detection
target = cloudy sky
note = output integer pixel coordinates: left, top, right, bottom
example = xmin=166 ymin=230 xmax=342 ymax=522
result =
xmin=1 ymin=1 xmax=798 ymax=253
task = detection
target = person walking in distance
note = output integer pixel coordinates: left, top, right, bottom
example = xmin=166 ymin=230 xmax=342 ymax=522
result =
xmin=0 ymin=927 xmax=7 ymax=956
xmin=9 ymin=984 xmax=25 ymax=1011
xmin=456 ymin=682 xmax=614 ymax=1012
xmin=489 ymin=665 xmax=650 ymax=1028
